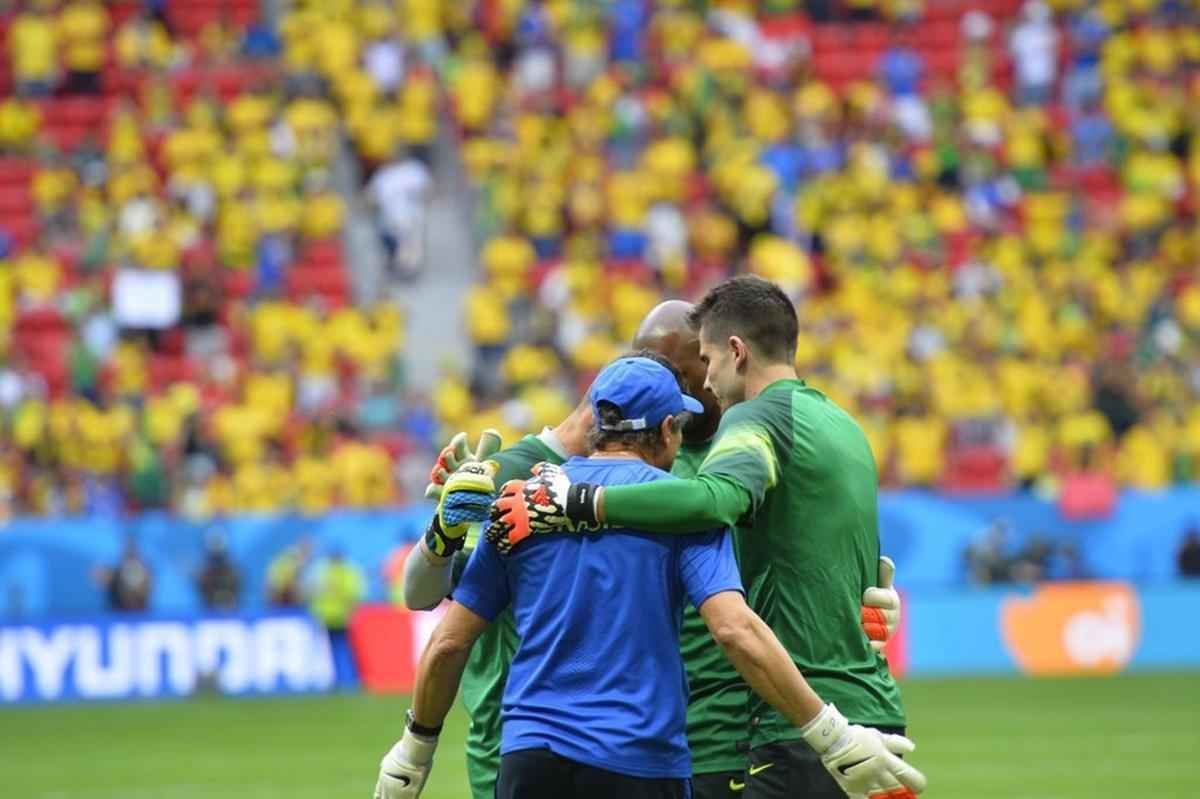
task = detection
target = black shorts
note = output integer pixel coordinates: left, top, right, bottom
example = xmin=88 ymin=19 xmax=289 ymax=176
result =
xmin=496 ymin=748 xmax=691 ymax=799
xmin=743 ymin=726 xmax=906 ymax=799
xmin=691 ymin=769 xmax=746 ymax=799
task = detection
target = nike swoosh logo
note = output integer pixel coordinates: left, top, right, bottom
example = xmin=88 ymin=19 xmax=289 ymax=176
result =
xmin=728 ymin=778 xmax=746 ymax=791
xmin=748 ymin=762 xmax=774 ymax=776
xmin=837 ymin=758 xmax=871 ymax=777
xmin=384 ymin=773 xmax=412 ymax=787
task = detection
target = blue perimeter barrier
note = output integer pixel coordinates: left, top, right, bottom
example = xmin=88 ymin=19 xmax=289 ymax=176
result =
xmin=0 ymin=488 xmax=1197 ymax=618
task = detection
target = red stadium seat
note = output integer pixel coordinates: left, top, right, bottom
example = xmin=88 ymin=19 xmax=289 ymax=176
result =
xmin=0 ymin=186 xmax=32 ymax=214
xmin=223 ymin=270 xmax=255 ymax=300
xmin=2 ymin=214 xmax=39 ymax=249
xmin=0 ymin=158 xmax=34 ymax=187
xmin=942 ymin=446 xmax=1008 ymax=494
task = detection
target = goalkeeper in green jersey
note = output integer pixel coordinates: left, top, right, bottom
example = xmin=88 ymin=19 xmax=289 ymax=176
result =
xmin=492 ymin=277 xmax=921 ymax=799
xmin=631 ymin=299 xmax=902 ymax=799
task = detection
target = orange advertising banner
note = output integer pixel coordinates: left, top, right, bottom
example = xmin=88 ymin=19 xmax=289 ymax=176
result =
xmin=1000 ymin=582 xmax=1141 ymax=676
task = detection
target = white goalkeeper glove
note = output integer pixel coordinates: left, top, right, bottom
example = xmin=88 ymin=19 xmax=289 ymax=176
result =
xmin=375 ymin=712 xmax=440 ymax=799
xmin=862 ymin=556 xmax=900 ymax=653
xmin=801 ymin=703 xmax=927 ymax=799
xmin=423 ymin=430 xmax=503 ymax=500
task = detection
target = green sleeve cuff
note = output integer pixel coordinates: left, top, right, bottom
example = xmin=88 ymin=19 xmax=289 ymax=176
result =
xmin=604 ymin=473 xmax=751 ymax=533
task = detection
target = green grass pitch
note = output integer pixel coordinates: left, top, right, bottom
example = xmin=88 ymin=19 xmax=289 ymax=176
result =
xmin=2 ymin=672 xmax=1197 ymax=798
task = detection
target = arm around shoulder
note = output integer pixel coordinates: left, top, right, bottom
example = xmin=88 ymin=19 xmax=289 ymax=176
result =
xmin=401 ymin=539 xmax=455 ymax=610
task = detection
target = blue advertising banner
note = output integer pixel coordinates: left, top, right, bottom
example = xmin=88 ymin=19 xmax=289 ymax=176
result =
xmin=1 ymin=489 xmax=1198 ymax=619
xmin=0 ymin=610 xmax=336 ymax=704
xmin=0 ymin=506 xmax=432 ymax=618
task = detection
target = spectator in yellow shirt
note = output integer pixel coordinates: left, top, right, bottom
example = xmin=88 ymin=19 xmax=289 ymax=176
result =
xmin=293 ymin=453 xmax=337 ymax=516
xmin=115 ymin=9 xmax=176 ymax=71
xmin=332 ymin=441 xmax=394 ymax=508
xmin=10 ymin=7 xmax=58 ymax=97
xmin=14 ymin=248 xmax=61 ymax=307
xmin=58 ymin=0 xmax=109 ymax=95
xmin=0 ymin=99 xmax=41 ymax=152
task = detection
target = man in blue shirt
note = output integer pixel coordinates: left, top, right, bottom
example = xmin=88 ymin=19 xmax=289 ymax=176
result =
xmin=375 ymin=356 xmax=911 ymax=799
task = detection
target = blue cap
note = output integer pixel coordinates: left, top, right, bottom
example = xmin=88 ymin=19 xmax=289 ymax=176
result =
xmin=589 ymin=357 xmax=704 ymax=432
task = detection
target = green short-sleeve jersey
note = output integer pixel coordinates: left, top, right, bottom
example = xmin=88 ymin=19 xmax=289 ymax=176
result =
xmin=699 ymin=379 xmax=906 ymax=746
xmin=456 ymin=433 xmax=565 ymax=799
xmin=674 ymin=439 xmax=750 ymax=775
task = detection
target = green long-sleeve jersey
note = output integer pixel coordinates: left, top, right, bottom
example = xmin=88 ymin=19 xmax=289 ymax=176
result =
xmin=453 ymin=434 xmax=565 ymax=799
xmin=674 ymin=440 xmax=750 ymax=774
xmin=606 ymin=379 xmax=906 ymax=746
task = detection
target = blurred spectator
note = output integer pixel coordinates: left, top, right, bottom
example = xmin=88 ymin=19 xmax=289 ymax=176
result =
xmin=10 ymin=5 xmax=58 ymax=97
xmin=364 ymin=32 xmax=405 ymax=96
xmin=367 ymin=151 xmax=432 ymax=280
xmin=1009 ymin=1 xmax=1058 ymax=105
xmin=1179 ymin=526 xmax=1200 ymax=579
xmin=115 ymin=8 xmax=176 ymax=70
xmin=1011 ymin=534 xmax=1054 ymax=583
xmin=1063 ymin=9 xmax=1106 ymax=111
xmin=965 ymin=521 xmax=1013 ymax=585
xmin=309 ymin=549 xmax=365 ymax=686
xmin=57 ymin=0 xmax=110 ymax=95
xmin=197 ymin=532 xmax=240 ymax=610
xmin=1046 ymin=542 xmax=1088 ymax=582
xmin=267 ymin=538 xmax=312 ymax=607
xmin=94 ymin=536 xmax=152 ymax=612
xmin=242 ymin=21 xmax=281 ymax=60
xmin=1071 ymin=100 xmax=1113 ymax=168
xmin=880 ymin=32 xmax=930 ymax=142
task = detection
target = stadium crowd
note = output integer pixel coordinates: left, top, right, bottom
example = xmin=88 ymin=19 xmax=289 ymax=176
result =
xmin=0 ymin=0 xmax=1198 ymax=521
xmin=443 ymin=0 xmax=1200 ymax=496
xmin=0 ymin=0 xmax=428 ymax=520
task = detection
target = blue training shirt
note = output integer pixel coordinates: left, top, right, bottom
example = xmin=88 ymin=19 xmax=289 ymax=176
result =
xmin=453 ymin=456 xmax=743 ymax=779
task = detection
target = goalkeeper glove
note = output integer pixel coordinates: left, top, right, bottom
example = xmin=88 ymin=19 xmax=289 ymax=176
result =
xmin=487 ymin=462 xmax=602 ymax=554
xmin=424 ymin=460 xmax=501 ymax=559
xmin=423 ymin=430 xmax=503 ymax=500
xmin=862 ymin=556 xmax=901 ymax=653
xmin=375 ymin=711 xmax=440 ymax=799
xmin=800 ymin=703 xmax=927 ymax=799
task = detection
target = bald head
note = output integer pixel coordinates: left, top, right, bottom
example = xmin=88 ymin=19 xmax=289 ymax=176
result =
xmin=631 ymin=299 xmax=722 ymax=444
xmin=633 ymin=300 xmax=695 ymax=349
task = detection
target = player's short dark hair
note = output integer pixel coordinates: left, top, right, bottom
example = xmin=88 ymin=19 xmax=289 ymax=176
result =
xmin=587 ymin=350 xmax=691 ymax=456
xmin=687 ymin=276 xmax=798 ymax=363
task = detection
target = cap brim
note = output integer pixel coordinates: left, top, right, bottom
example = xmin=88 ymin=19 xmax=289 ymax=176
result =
xmin=681 ymin=394 xmax=705 ymax=416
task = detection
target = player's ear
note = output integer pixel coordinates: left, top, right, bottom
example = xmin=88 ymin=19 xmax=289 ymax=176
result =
xmin=729 ymin=336 xmax=749 ymax=371
xmin=659 ymin=415 xmax=675 ymax=445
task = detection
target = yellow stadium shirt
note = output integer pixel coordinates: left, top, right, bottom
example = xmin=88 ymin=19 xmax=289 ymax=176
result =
xmin=14 ymin=252 xmax=61 ymax=304
xmin=244 ymin=371 xmax=293 ymax=430
xmin=145 ymin=395 xmax=185 ymax=447
xmin=78 ymin=404 xmax=133 ymax=475
xmin=294 ymin=455 xmax=337 ymax=516
xmin=1012 ymin=422 xmax=1051 ymax=480
xmin=58 ymin=1 xmax=109 ymax=72
xmin=0 ymin=100 xmax=40 ymax=148
xmin=32 ymin=166 xmax=77 ymax=215
xmin=11 ymin=14 xmax=58 ymax=82
xmin=233 ymin=462 xmax=286 ymax=514
xmin=893 ymin=416 xmax=947 ymax=485
xmin=302 ymin=192 xmax=345 ymax=239
xmin=465 ymin=284 xmax=512 ymax=346
xmin=1116 ymin=426 xmax=1169 ymax=489
xmin=13 ymin=400 xmax=48 ymax=451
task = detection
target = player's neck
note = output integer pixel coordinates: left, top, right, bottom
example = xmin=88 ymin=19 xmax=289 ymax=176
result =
xmin=744 ymin=363 xmax=798 ymax=401
xmin=591 ymin=448 xmax=646 ymax=462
